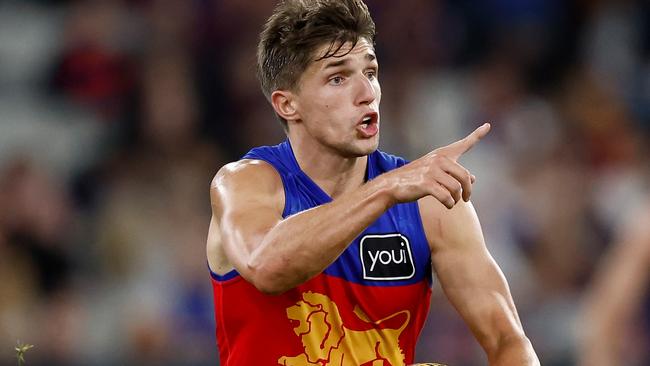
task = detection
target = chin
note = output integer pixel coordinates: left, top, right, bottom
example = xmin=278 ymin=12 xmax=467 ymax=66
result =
xmin=346 ymin=136 xmax=380 ymax=157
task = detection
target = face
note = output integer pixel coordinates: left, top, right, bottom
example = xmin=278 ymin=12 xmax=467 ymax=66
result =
xmin=288 ymin=38 xmax=381 ymax=157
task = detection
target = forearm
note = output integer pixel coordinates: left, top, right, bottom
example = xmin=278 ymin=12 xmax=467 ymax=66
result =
xmin=429 ymin=211 xmax=538 ymax=366
xmin=450 ymin=286 xmax=539 ymax=366
xmin=247 ymin=176 xmax=394 ymax=294
xmin=471 ymin=286 xmax=538 ymax=365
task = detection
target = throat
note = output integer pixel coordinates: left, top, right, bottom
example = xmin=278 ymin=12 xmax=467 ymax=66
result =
xmin=313 ymin=157 xmax=368 ymax=199
xmin=288 ymin=136 xmax=370 ymax=198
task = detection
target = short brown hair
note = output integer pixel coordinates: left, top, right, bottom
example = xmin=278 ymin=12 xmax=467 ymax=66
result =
xmin=257 ymin=0 xmax=376 ymax=127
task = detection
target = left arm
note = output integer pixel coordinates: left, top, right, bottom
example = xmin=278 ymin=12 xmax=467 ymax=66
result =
xmin=419 ymin=197 xmax=539 ymax=366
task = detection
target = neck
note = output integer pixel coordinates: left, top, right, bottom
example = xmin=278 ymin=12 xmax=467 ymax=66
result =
xmin=288 ymin=136 xmax=368 ymax=199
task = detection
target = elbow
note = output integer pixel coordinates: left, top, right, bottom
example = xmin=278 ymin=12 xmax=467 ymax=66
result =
xmin=253 ymin=278 xmax=288 ymax=296
xmin=245 ymin=258 xmax=293 ymax=296
xmin=480 ymin=308 xmax=537 ymax=364
xmin=245 ymin=245 xmax=313 ymax=295
xmin=486 ymin=333 xmax=539 ymax=366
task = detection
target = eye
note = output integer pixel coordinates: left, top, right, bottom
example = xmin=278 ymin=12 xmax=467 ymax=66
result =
xmin=328 ymin=75 xmax=345 ymax=86
xmin=366 ymin=69 xmax=378 ymax=80
xmin=329 ymin=76 xmax=344 ymax=86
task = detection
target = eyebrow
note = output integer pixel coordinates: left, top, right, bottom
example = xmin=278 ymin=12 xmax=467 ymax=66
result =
xmin=323 ymin=53 xmax=377 ymax=69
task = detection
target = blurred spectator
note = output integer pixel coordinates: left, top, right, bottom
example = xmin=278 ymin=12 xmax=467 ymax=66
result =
xmin=0 ymin=158 xmax=81 ymax=365
xmin=0 ymin=159 xmax=74 ymax=297
xmin=578 ymin=199 xmax=650 ymax=366
xmin=49 ymin=0 xmax=139 ymax=121
xmin=90 ymin=47 xmax=221 ymax=365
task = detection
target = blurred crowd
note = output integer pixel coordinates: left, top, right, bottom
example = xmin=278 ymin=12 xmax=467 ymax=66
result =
xmin=0 ymin=0 xmax=648 ymax=365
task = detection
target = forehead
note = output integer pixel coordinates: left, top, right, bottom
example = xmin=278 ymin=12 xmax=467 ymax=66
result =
xmin=311 ymin=38 xmax=376 ymax=70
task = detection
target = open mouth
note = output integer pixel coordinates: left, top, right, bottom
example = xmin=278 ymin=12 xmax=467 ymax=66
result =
xmin=357 ymin=112 xmax=379 ymax=137
xmin=359 ymin=112 xmax=378 ymax=128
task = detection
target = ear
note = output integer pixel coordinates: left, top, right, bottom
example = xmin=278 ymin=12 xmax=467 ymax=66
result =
xmin=271 ymin=90 xmax=301 ymax=122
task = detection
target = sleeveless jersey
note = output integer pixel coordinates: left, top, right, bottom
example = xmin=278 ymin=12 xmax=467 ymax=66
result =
xmin=211 ymin=140 xmax=433 ymax=365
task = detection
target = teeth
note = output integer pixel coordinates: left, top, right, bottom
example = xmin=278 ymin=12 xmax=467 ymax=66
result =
xmin=363 ymin=116 xmax=371 ymax=123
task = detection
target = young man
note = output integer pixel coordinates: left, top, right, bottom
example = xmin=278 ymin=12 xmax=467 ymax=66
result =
xmin=206 ymin=0 xmax=539 ymax=365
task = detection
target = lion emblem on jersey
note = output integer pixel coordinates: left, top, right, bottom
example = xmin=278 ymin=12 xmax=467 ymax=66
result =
xmin=278 ymin=291 xmax=410 ymax=366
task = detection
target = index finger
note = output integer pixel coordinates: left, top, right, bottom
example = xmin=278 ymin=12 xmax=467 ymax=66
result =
xmin=438 ymin=122 xmax=491 ymax=160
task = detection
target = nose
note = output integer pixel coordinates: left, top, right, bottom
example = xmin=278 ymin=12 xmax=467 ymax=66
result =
xmin=354 ymin=74 xmax=377 ymax=106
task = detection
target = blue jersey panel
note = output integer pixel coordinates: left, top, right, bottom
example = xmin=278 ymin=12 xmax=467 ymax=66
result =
xmin=243 ymin=140 xmax=432 ymax=287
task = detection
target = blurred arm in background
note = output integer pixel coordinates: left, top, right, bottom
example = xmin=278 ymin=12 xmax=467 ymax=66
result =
xmin=578 ymin=200 xmax=650 ymax=366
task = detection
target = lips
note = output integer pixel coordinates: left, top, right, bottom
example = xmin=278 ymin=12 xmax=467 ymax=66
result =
xmin=357 ymin=111 xmax=379 ymax=138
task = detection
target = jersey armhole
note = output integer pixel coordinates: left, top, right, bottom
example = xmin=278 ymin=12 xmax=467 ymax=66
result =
xmin=208 ymin=263 xmax=240 ymax=282
xmin=413 ymin=200 xmax=434 ymax=286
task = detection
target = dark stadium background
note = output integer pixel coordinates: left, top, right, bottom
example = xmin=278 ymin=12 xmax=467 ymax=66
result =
xmin=0 ymin=0 xmax=648 ymax=365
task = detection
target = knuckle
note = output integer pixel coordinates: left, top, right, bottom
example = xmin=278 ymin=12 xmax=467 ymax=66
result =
xmin=453 ymin=180 xmax=462 ymax=191
xmin=432 ymin=184 xmax=445 ymax=196
xmin=456 ymin=169 xmax=470 ymax=184
xmin=440 ymin=188 xmax=454 ymax=201
xmin=434 ymin=186 xmax=451 ymax=202
xmin=450 ymin=186 xmax=461 ymax=199
xmin=446 ymin=197 xmax=455 ymax=208
xmin=431 ymin=154 xmax=447 ymax=164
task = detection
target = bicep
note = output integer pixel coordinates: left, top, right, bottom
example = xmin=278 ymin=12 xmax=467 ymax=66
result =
xmin=420 ymin=197 xmax=523 ymax=343
xmin=210 ymin=161 xmax=284 ymax=280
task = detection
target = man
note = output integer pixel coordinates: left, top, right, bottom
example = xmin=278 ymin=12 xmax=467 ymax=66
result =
xmin=206 ymin=0 xmax=539 ymax=365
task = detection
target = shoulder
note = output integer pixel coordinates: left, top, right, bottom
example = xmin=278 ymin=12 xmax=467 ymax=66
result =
xmin=212 ymin=159 xmax=280 ymax=185
xmin=210 ymin=159 xmax=284 ymax=206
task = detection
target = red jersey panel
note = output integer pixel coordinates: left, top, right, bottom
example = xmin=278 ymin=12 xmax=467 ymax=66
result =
xmin=212 ymin=273 xmax=432 ymax=365
xmin=211 ymin=141 xmax=434 ymax=365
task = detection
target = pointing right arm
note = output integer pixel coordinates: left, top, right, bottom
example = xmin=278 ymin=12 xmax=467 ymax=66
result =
xmin=208 ymin=124 xmax=490 ymax=295
xmin=210 ymin=159 xmax=393 ymax=295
